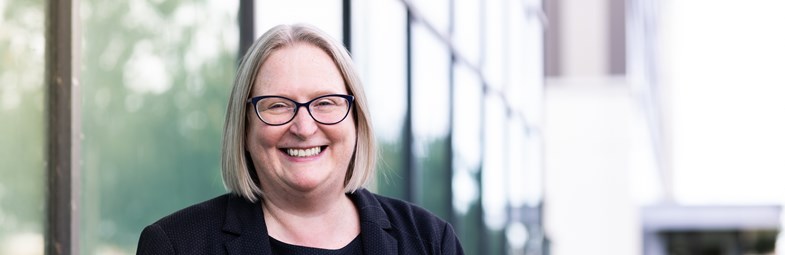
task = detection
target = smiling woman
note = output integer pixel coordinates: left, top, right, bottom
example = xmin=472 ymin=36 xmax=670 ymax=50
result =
xmin=136 ymin=24 xmax=464 ymax=255
xmin=244 ymin=42 xmax=359 ymax=201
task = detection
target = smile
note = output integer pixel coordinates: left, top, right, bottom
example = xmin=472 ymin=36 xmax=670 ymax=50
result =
xmin=282 ymin=146 xmax=325 ymax=157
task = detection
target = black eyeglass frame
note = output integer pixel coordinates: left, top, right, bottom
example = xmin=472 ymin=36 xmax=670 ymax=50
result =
xmin=246 ymin=94 xmax=355 ymax=126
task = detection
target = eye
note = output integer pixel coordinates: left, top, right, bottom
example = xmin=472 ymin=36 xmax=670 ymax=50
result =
xmin=259 ymin=98 xmax=294 ymax=113
xmin=314 ymin=98 xmax=338 ymax=107
xmin=268 ymin=102 xmax=289 ymax=109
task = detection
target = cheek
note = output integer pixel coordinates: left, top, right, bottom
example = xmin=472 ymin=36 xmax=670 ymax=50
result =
xmin=246 ymin=126 xmax=280 ymax=152
xmin=333 ymin=123 xmax=357 ymax=155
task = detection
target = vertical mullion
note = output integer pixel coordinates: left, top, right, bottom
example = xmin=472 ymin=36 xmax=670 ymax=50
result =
xmin=45 ymin=0 xmax=80 ymax=253
xmin=342 ymin=0 xmax=352 ymax=53
xmin=404 ymin=9 xmax=414 ymax=203
xmin=501 ymin=1 xmax=511 ymax=253
xmin=477 ymin=0 xmax=489 ymax=253
xmin=446 ymin=0 xmax=456 ymax=226
xmin=238 ymin=0 xmax=255 ymax=59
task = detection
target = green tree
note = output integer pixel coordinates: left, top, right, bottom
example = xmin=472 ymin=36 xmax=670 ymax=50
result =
xmin=79 ymin=0 xmax=237 ymax=252
xmin=0 ymin=0 xmax=45 ymax=252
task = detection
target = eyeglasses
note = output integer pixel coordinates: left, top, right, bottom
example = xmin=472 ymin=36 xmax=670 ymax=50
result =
xmin=246 ymin=94 xmax=354 ymax=126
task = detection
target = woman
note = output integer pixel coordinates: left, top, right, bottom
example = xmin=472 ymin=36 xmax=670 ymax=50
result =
xmin=137 ymin=24 xmax=464 ymax=255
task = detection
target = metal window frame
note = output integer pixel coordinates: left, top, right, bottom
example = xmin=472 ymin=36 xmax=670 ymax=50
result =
xmin=404 ymin=6 xmax=415 ymax=203
xmin=238 ymin=0 xmax=255 ymax=59
xmin=45 ymin=0 xmax=81 ymax=254
xmin=342 ymin=0 xmax=352 ymax=52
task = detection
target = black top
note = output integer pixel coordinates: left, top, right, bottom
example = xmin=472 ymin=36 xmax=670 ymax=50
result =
xmin=136 ymin=188 xmax=464 ymax=255
xmin=269 ymin=235 xmax=362 ymax=255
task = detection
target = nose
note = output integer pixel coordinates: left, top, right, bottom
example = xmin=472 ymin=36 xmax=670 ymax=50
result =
xmin=287 ymin=107 xmax=318 ymax=139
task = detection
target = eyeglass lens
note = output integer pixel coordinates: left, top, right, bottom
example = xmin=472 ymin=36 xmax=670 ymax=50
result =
xmin=254 ymin=95 xmax=351 ymax=125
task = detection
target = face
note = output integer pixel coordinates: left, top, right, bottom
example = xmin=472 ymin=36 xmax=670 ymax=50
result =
xmin=246 ymin=42 xmax=356 ymax=195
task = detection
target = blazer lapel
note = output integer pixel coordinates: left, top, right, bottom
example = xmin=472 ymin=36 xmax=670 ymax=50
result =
xmin=353 ymin=189 xmax=399 ymax=255
xmin=223 ymin=195 xmax=272 ymax=255
xmin=222 ymin=190 xmax=399 ymax=255
xmin=360 ymin=221 xmax=398 ymax=255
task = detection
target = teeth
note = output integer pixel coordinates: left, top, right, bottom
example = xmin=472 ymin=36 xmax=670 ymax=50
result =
xmin=286 ymin=147 xmax=322 ymax=157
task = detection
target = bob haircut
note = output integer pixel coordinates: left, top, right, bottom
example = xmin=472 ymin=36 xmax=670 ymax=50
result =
xmin=221 ymin=24 xmax=377 ymax=202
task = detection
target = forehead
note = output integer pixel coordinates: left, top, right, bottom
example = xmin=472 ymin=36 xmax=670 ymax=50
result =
xmin=253 ymin=43 xmax=348 ymax=97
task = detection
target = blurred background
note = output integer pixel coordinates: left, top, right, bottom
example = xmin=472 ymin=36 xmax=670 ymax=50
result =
xmin=1 ymin=0 xmax=784 ymax=254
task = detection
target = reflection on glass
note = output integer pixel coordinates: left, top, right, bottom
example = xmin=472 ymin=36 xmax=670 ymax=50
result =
xmin=483 ymin=0 xmax=505 ymax=89
xmin=506 ymin=119 xmax=525 ymax=207
xmin=80 ymin=0 xmax=237 ymax=253
xmin=409 ymin=0 xmax=450 ymax=35
xmin=411 ymin=23 xmax=451 ymax=220
xmin=452 ymin=64 xmax=482 ymax=178
xmin=453 ymin=0 xmax=481 ymax=65
xmin=451 ymin=62 xmax=483 ymax=254
xmin=351 ymin=0 xmax=408 ymax=199
xmin=0 ymin=0 xmax=45 ymax=254
xmin=483 ymin=96 xmax=507 ymax=231
xmin=515 ymin=0 xmax=545 ymax=126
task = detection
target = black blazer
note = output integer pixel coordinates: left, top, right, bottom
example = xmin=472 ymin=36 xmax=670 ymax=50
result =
xmin=137 ymin=188 xmax=464 ymax=254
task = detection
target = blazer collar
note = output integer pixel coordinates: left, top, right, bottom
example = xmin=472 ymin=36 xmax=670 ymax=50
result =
xmin=350 ymin=189 xmax=399 ymax=255
xmin=222 ymin=195 xmax=271 ymax=255
xmin=221 ymin=189 xmax=398 ymax=255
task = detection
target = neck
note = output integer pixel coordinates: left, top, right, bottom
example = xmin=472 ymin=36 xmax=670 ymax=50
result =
xmin=263 ymin=185 xmax=346 ymax=216
xmin=261 ymin=187 xmax=360 ymax=249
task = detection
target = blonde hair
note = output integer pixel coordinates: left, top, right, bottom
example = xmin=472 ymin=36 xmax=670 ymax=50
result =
xmin=221 ymin=24 xmax=376 ymax=202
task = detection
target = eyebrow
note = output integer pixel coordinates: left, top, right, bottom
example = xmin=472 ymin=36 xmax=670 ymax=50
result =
xmin=262 ymin=89 xmax=348 ymax=98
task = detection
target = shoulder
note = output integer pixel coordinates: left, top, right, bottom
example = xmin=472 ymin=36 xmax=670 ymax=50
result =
xmin=150 ymin=193 xmax=233 ymax=230
xmin=353 ymin=189 xmax=463 ymax=254
xmin=137 ymin=194 xmax=238 ymax=254
xmin=371 ymin=193 xmax=448 ymax=229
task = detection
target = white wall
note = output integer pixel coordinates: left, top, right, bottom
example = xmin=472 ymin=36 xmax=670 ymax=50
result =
xmin=544 ymin=77 xmax=641 ymax=255
xmin=660 ymin=0 xmax=785 ymax=206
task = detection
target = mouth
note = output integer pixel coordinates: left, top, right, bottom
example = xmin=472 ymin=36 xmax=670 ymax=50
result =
xmin=279 ymin=146 xmax=327 ymax=158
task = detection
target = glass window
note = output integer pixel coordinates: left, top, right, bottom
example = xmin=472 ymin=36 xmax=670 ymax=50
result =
xmin=507 ymin=118 xmax=544 ymax=207
xmin=80 ymin=0 xmax=238 ymax=253
xmin=505 ymin=0 xmax=545 ymax=208
xmin=409 ymin=0 xmax=450 ymax=35
xmin=0 ymin=0 xmax=45 ymax=254
xmin=482 ymin=96 xmax=507 ymax=231
xmin=451 ymin=62 xmax=483 ymax=255
xmin=351 ymin=0 xmax=408 ymax=199
xmin=454 ymin=0 xmax=481 ymax=66
xmin=513 ymin=0 xmax=545 ymax=128
xmin=411 ymin=22 xmax=451 ymax=219
xmin=451 ymin=64 xmax=482 ymax=215
xmin=506 ymin=117 xmax=527 ymax=208
xmin=483 ymin=0 xmax=505 ymax=89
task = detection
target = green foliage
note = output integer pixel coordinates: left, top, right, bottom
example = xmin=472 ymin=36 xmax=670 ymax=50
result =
xmin=416 ymin=136 xmax=451 ymax=221
xmin=456 ymin=201 xmax=483 ymax=255
xmin=0 ymin=0 xmax=45 ymax=246
xmin=78 ymin=0 xmax=237 ymax=252
xmin=375 ymin=134 xmax=407 ymax=200
xmin=376 ymin=131 xmax=453 ymax=223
